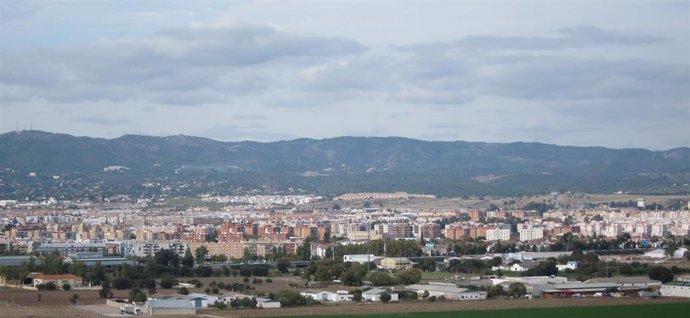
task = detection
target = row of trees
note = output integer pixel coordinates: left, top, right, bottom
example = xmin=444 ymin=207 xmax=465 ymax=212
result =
xmin=300 ymin=258 xmax=422 ymax=286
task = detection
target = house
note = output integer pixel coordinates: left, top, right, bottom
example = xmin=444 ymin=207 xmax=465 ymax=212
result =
xmin=300 ymin=290 xmax=334 ymax=301
xmin=362 ymin=288 xmax=398 ymax=302
xmin=673 ymin=247 xmax=688 ymax=259
xmin=509 ymin=262 xmax=538 ymax=272
xmin=660 ymin=281 xmax=690 ymax=298
xmin=311 ymin=243 xmax=337 ymax=258
xmin=334 ymin=290 xmax=354 ymax=302
xmin=187 ymin=293 xmax=218 ymax=308
xmin=405 ymin=283 xmax=487 ymax=300
xmin=33 ymin=274 xmax=82 ymax=288
xmin=218 ymin=293 xmax=253 ymax=304
xmin=256 ymin=297 xmax=281 ymax=308
xmin=379 ymin=257 xmax=413 ymax=271
xmin=556 ymin=261 xmax=578 ymax=271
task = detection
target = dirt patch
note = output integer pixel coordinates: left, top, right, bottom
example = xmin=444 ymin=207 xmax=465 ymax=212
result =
xmin=0 ymin=287 xmax=130 ymax=307
xmin=0 ymin=301 xmax=104 ymax=318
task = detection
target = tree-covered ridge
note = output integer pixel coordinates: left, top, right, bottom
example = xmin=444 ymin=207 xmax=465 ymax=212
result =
xmin=1 ymin=130 xmax=688 ymax=198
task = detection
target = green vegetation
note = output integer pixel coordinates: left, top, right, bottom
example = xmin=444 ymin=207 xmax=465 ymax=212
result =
xmin=2 ymin=131 xmax=688 ymax=200
xmin=294 ymin=303 xmax=690 ymax=318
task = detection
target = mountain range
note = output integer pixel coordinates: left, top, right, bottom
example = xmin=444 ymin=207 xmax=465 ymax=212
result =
xmin=1 ymin=130 xmax=688 ymax=199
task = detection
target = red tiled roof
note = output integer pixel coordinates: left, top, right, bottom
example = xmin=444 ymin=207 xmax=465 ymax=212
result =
xmin=36 ymin=274 xmax=80 ymax=280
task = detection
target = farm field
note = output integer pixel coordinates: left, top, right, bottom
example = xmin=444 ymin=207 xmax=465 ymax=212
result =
xmin=201 ymin=297 xmax=690 ymax=318
xmin=295 ymin=303 xmax=690 ymax=318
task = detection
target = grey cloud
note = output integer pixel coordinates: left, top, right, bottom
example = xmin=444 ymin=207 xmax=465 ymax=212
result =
xmin=0 ymin=24 xmax=366 ymax=105
xmin=0 ymin=0 xmax=39 ymax=24
xmin=73 ymin=116 xmax=131 ymax=126
xmin=399 ymin=25 xmax=664 ymax=53
xmin=233 ymin=113 xmax=267 ymax=120
xmin=388 ymin=27 xmax=686 ymax=106
xmin=199 ymin=124 xmax=295 ymax=141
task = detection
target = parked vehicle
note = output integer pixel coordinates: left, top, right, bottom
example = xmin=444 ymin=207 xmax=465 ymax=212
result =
xmin=120 ymin=305 xmax=142 ymax=315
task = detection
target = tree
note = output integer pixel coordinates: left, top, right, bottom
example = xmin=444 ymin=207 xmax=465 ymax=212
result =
xmin=41 ymin=252 xmax=63 ymax=275
xmin=351 ymin=289 xmax=363 ymax=302
xmin=526 ymin=260 xmax=558 ymax=276
xmin=112 ymin=278 xmax=132 ymax=290
xmin=396 ymin=269 xmax=422 ymax=285
xmin=129 ymin=288 xmax=147 ymax=303
xmin=415 ymin=258 xmax=437 ymax=272
xmin=195 ymin=246 xmax=208 ymax=264
xmin=273 ymin=289 xmax=313 ymax=307
xmin=159 ymin=276 xmax=176 ymax=289
xmin=488 ymin=285 xmax=505 ymax=298
xmin=365 ymin=271 xmax=399 ymax=286
xmin=178 ymin=286 xmax=189 ymax=295
xmin=649 ymin=266 xmax=674 ymax=283
xmin=154 ymin=249 xmax=180 ymax=274
xmin=181 ymin=248 xmax=195 ymax=267
xmin=380 ymin=292 xmax=391 ymax=303
xmin=342 ymin=264 xmax=366 ymax=286
xmin=62 ymin=283 xmax=71 ymax=291
xmin=99 ymin=286 xmax=113 ymax=299
xmin=508 ymin=282 xmax=526 ymax=297
xmin=277 ymin=258 xmax=291 ymax=274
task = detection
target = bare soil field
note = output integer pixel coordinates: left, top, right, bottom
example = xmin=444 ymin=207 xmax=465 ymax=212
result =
xmin=200 ymin=297 xmax=690 ymax=318
xmin=0 ymin=286 xmax=129 ymax=307
xmin=0 ymin=301 xmax=103 ymax=318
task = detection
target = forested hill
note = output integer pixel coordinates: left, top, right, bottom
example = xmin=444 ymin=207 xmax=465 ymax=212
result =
xmin=1 ymin=130 xmax=688 ymax=198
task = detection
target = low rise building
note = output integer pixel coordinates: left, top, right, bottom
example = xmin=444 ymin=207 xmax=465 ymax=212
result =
xmin=34 ymin=274 xmax=82 ymax=288
xmin=379 ymin=257 xmax=413 ymax=271
xmin=660 ymin=281 xmax=690 ymax=298
xmin=405 ymin=282 xmax=487 ymax=300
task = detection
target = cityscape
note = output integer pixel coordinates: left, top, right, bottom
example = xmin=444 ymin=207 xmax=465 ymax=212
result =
xmin=0 ymin=1 xmax=689 ymax=318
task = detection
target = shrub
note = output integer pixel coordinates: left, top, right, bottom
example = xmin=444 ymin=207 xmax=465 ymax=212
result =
xmin=159 ymin=277 xmax=176 ymax=289
xmin=396 ymin=269 xmax=422 ymax=285
xmin=70 ymin=294 xmax=79 ymax=304
xmin=178 ymin=287 xmax=189 ymax=295
xmin=380 ymin=292 xmax=391 ymax=303
xmin=99 ymin=286 xmax=113 ymax=299
xmin=365 ymin=272 xmax=399 ymax=286
xmin=62 ymin=283 xmax=71 ymax=291
xmin=129 ymin=288 xmax=147 ymax=303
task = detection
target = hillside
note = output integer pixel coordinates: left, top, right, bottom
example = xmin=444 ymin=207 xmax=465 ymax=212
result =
xmin=0 ymin=130 xmax=688 ymax=199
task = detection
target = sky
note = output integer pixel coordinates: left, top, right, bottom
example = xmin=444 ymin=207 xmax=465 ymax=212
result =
xmin=0 ymin=0 xmax=688 ymax=150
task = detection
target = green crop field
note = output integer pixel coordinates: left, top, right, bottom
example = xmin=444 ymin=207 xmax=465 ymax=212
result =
xmin=297 ymin=303 xmax=690 ymax=318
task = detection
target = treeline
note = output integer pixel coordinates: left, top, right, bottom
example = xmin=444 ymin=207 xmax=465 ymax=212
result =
xmin=333 ymin=240 xmax=424 ymax=258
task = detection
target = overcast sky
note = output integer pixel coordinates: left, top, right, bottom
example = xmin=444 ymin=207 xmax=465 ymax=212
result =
xmin=0 ymin=0 xmax=688 ymax=150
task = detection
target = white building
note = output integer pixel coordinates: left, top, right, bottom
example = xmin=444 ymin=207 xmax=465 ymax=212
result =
xmin=362 ymin=288 xmax=398 ymax=302
xmin=405 ymin=283 xmax=487 ymax=300
xmin=644 ymin=248 xmax=666 ymax=259
xmin=486 ymin=225 xmax=511 ymax=242
xmin=518 ymin=224 xmax=544 ymax=241
xmin=660 ymin=281 xmax=690 ymax=298
xmin=125 ymin=240 xmax=188 ymax=258
xmin=556 ymin=261 xmax=578 ymax=271
xmin=343 ymin=254 xmax=382 ymax=264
